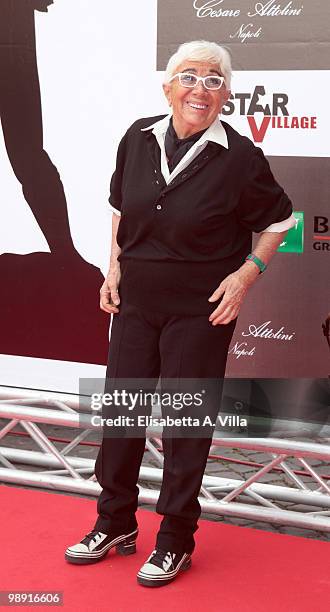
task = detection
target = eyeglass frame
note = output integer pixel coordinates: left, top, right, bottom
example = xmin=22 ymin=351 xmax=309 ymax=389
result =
xmin=168 ymin=72 xmax=225 ymax=91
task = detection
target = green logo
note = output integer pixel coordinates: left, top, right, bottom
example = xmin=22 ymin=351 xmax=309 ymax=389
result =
xmin=277 ymin=211 xmax=304 ymax=253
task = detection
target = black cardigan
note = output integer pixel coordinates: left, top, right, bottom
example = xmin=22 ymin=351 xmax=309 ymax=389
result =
xmin=109 ymin=115 xmax=293 ymax=316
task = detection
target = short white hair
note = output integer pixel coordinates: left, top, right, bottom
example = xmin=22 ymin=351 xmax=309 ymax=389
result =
xmin=164 ymin=40 xmax=232 ymax=89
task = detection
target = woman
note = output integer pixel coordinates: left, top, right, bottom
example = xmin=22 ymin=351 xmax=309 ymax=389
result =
xmin=65 ymin=41 xmax=295 ymax=586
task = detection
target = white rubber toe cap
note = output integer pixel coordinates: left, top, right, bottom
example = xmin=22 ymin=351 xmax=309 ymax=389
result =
xmin=138 ymin=562 xmax=165 ymax=577
xmin=66 ymin=543 xmax=89 ymax=554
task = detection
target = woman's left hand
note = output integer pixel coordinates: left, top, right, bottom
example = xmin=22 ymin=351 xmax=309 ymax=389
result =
xmin=208 ymin=265 xmax=260 ymax=326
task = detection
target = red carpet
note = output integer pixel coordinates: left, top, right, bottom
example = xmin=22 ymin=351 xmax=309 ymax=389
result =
xmin=0 ymin=485 xmax=329 ymax=611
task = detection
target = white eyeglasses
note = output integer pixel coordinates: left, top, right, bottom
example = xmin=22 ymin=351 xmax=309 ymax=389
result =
xmin=169 ymin=72 xmax=225 ymax=90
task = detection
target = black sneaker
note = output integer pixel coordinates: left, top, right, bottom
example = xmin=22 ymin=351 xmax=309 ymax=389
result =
xmin=65 ymin=527 xmax=138 ymax=565
xmin=137 ymin=548 xmax=192 ymax=587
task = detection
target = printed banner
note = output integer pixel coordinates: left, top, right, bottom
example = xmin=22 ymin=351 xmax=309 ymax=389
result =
xmin=157 ymin=0 xmax=330 ymax=70
xmin=156 ymin=0 xmax=329 ymax=377
xmin=0 ymin=0 xmax=328 ymax=391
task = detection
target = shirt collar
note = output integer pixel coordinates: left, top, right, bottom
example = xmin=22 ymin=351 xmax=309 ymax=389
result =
xmin=141 ymin=114 xmax=228 ymax=149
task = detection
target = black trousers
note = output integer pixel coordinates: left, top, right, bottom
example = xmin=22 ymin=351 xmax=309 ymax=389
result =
xmin=94 ymin=301 xmax=236 ymax=554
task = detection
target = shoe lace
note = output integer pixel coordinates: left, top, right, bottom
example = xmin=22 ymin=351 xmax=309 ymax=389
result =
xmin=81 ymin=529 xmax=103 ymax=546
xmin=150 ymin=549 xmax=174 ymax=570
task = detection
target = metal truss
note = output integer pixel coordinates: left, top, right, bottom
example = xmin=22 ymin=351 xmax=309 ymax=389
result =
xmin=0 ymin=386 xmax=329 ymax=533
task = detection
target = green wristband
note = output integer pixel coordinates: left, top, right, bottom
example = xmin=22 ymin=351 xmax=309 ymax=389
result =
xmin=245 ymin=254 xmax=267 ymax=273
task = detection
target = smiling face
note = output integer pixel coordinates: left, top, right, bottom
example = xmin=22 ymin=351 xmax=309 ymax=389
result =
xmin=163 ymin=60 xmax=230 ymax=138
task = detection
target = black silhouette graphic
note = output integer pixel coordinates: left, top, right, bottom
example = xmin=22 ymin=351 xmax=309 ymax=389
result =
xmin=0 ymin=0 xmax=75 ymax=255
xmin=0 ymin=1 xmax=109 ymax=363
xmin=322 ymin=314 xmax=330 ymax=351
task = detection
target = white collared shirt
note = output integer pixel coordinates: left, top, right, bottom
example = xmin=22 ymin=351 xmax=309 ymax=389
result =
xmin=140 ymin=113 xmax=228 ymax=184
xmin=111 ymin=114 xmax=295 ymax=233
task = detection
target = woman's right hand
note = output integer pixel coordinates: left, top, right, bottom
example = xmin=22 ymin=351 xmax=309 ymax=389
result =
xmin=99 ymin=261 xmax=121 ymax=314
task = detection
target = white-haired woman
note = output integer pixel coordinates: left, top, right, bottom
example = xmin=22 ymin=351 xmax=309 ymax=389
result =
xmin=65 ymin=41 xmax=295 ymax=586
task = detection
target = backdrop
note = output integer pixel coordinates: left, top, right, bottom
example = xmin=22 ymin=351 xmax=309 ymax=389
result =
xmin=0 ymin=0 xmax=329 ymax=393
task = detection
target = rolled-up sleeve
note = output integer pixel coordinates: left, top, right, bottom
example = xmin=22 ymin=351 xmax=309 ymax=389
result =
xmin=237 ymin=148 xmax=293 ymax=233
xmin=108 ymin=131 xmax=129 ymax=216
xmin=34 ymin=1 xmax=54 ymax=11
xmin=262 ymin=212 xmax=296 ymax=232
